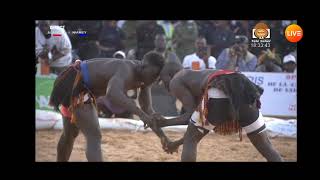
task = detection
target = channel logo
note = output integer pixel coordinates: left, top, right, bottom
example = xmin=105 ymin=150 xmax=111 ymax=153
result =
xmin=252 ymin=22 xmax=270 ymax=39
xmin=285 ymin=24 xmax=303 ymax=43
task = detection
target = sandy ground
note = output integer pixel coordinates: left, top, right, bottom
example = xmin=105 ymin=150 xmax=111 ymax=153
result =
xmin=36 ymin=129 xmax=296 ymax=162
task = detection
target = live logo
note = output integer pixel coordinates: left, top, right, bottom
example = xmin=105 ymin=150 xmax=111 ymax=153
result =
xmin=286 ymin=31 xmax=302 ymax=37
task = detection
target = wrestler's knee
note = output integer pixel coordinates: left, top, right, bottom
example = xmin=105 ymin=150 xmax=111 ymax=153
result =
xmin=63 ymin=117 xmax=80 ymax=140
xmin=57 ymin=126 xmax=79 ymax=161
xmin=247 ymin=130 xmax=267 ymax=143
xmin=65 ymin=127 xmax=80 ymax=140
xmin=85 ymin=126 xmax=102 ymax=142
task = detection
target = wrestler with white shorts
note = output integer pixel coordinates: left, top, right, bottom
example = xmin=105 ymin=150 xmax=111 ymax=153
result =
xmin=182 ymin=87 xmax=283 ymax=162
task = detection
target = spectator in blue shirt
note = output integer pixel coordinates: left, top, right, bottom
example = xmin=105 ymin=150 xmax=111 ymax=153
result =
xmin=216 ymin=35 xmax=257 ymax=72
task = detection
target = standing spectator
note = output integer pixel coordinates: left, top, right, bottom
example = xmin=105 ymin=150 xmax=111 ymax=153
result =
xmin=122 ymin=20 xmax=140 ymax=53
xmin=256 ymin=49 xmax=282 ymax=72
xmin=282 ymin=54 xmax=297 ymax=73
xmin=153 ymin=34 xmax=180 ymax=64
xmin=198 ymin=20 xmax=216 ymax=57
xmin=172 ymin=20 xmax=199 ymax=61
xmin=157 ymin=20 xmax=175 ymax=51
xmin=208 ymin=20 xmax=235 ymax=58
xmin=136 ymin=20 xmax=165 ymax=60
xmin=182 ymin=36 xmax=216 ymax=70
xmin=216 ymin=35 xmax=257 ymax=72
xmin=96 ymin=20 xmax=126 ymax=58
xmin=36 ymin=20 xmax=72 ymax=75
xmin=151 ymin=34 xmax=180 ymax=116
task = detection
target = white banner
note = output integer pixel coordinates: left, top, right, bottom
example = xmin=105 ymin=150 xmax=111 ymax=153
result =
xmin=36 ymin=110 xmax=296 ymax=138
xmin=242 ymin=72 xmax=297 ymax=117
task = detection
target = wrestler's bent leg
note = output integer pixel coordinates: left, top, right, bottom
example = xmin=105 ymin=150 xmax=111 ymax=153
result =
xmin=181 ymin=123 xmax=209 ymax=162
xmin=247 ymin=131 xmax=283 ymax=162
xmin=240 ymin=105 xmax=283 ymax=162
xmin=57 ymin=116 xmax=80 ymax=162
xmin=75 ymin=103 xmax=103 ymax=162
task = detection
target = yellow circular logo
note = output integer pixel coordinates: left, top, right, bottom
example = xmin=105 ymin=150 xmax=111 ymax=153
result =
xmin=254 ymin=23 xmax=269 ymax=39
xmin=285 ymin=24 xmax=303 ymax=43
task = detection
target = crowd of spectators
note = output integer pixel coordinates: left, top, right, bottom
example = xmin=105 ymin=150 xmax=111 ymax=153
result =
xmin=36 ymin=20 xmax=297 ymax=75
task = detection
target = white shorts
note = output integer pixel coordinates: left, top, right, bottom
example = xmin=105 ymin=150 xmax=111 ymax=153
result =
xmin=190 ymin=87 xmax=266 ymax=134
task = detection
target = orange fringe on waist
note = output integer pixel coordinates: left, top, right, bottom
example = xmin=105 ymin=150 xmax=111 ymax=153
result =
xmin=214 ymin=120 xmax=242 ymax=141
xmin=198 ymin=70 xmax=242 ymax=141
xmin=67 ymin=68 xmax=97 ymax=124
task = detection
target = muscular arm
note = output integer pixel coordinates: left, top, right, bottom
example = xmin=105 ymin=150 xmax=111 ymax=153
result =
xmin=137 ymin=83 xmax=175 ymax=147
xmin=156 ymin=79 xmax=197 ymax=127
xmin=138 ymin=85 xmax=155 ymax=115
xmin=152 ymin=78 xmax=199 ymax=153
xmin=106 ymin=72 xmax=170 ymax=144
xmin=106 ymin=74 xmax=147 ymax=120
